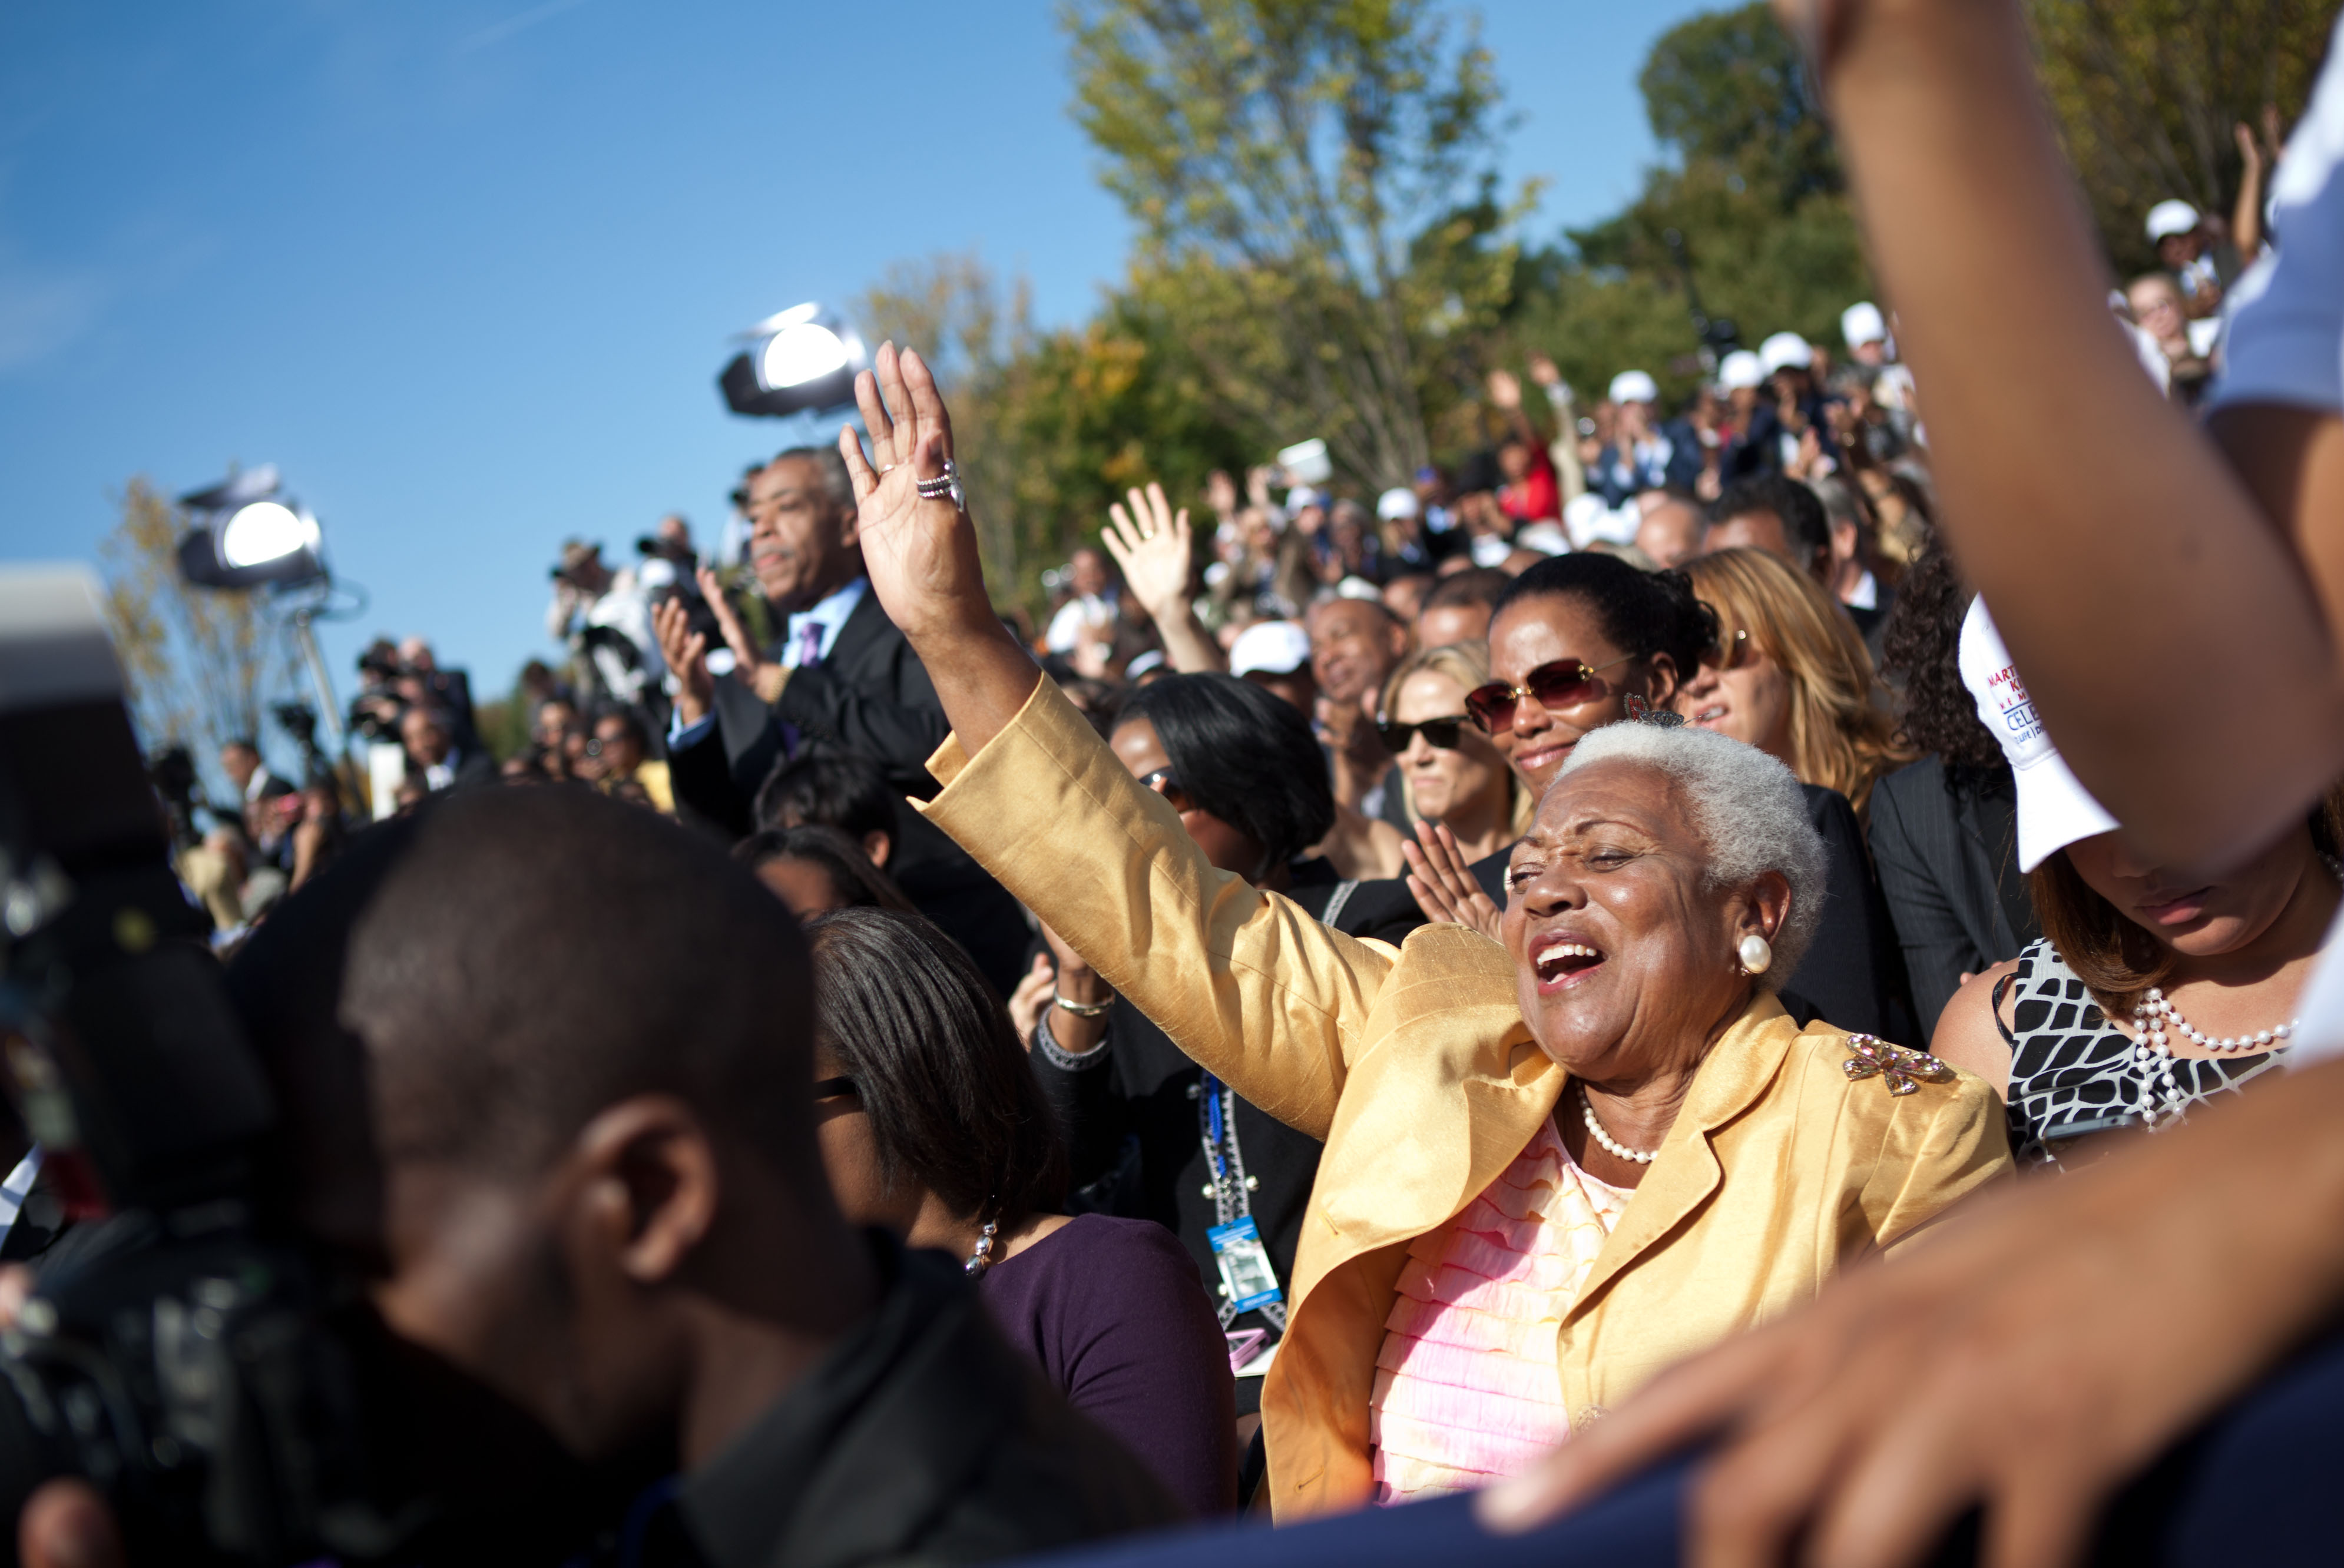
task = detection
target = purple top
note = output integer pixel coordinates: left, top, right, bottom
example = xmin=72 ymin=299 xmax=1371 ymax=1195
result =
xmin=980 ymin=1213 xmax=1237 ymax=1517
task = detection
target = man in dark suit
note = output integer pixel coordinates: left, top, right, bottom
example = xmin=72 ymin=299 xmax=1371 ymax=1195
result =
xmin=1866 ymin=757 xmax=2040 ymax=1037
xmin=399 ymin=704 xmax=494 ymax=793
xmin=657 ymin=446 xmax=1029 ymax=993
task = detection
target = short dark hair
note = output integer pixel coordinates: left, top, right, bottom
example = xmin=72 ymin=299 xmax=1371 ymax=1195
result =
xmin=806 ymin=908 xmax=1067 ymax=1230
xmin=1422 ymin=567 xmax=1511 ymax=613
xmin=223 ymin=736 xmax=260 ymax=755
xmin=770 ymin=445 xmax=856 ymax=512
xmin=1115 ymin=673 xmax=1335 ymax=868
xmin=592 ymin=705 xmax=647 ymax=748
xmin=1491 ymin=552 xmax=1717 ymax=681
xmin=733 ymin=824 xmax=916 ymax=914
xmin=343 ymin=786 xmax=817 ymax=1181
xmin=754 ymin=748 xmax=895 ymax=840
xmin=1711 ymin=474 xmax=1830 ymax=565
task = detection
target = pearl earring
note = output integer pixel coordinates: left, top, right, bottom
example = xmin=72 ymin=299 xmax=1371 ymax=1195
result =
xmin=1737 ymin=933 xmax=1773 ymax=975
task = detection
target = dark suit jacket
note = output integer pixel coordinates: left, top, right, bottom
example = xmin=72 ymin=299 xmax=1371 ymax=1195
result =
xmin=667 ymin=588 xmax=1029 ymax=996
xmin=617 ymin=1235 xmax=1183 ymax=1568
xmin=1867 ymin=757 xmax=2038 ymax=1039
xmin=1466 ymin=781 xmax=1916 ymax=1043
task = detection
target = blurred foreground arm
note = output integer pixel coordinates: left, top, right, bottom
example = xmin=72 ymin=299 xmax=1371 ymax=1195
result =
xmin=1809 ymin=0 xmax=2344 ymax=870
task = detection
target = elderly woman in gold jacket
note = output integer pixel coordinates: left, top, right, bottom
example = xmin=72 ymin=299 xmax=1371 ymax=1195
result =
xmin=825 ymin=346 xmax=2009 ymax=1521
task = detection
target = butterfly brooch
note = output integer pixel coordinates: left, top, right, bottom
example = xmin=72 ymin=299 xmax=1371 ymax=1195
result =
xmin=1841 ymin=1035 xmax=1956 ymax=1096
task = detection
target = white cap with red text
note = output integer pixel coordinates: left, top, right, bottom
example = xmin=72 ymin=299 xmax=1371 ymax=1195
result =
xmin=1957 ymin=596 xmax=2118 ymax=870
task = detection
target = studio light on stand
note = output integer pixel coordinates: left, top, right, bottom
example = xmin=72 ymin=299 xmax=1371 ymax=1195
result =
xmin=176 ymin=465 xmax=347 ymax=753
xmin=717 ymin=302 xmax=868 ymax=442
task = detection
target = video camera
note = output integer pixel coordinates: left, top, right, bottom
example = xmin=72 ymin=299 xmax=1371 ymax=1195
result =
xmin=0 ymin=569 xmax=594 ymax=1564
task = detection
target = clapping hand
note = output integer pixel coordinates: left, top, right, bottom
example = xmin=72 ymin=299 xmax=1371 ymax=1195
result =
xmin=695 ymin=568 xmax=786 ymax=705
xmin=651 ymin=595 xmax=713 ymax=728
xmin=1402 ymin=819 xmax=1504 ymax=942
xmin=1102 ymin=484 xmax=1195 ymax=624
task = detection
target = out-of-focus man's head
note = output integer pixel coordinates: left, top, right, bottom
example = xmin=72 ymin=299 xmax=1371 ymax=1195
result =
xmin=1634 ymin=492 xmax=1707 ymax=571
xmin=1707 ymin=475 xmax=1833 ymax=585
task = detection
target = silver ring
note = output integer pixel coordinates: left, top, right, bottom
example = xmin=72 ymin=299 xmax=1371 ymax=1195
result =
xmin=915 ymin=475 xmax=953 ymax=499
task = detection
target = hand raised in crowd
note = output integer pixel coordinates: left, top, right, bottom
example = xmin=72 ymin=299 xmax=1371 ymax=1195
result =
xmin=651 ymin=594 xmax=713 ymax=728
xmin=696 ymin=567 xmax=787 ymax=705
xmin=1527 ymin=353 xmax=1567 ymax=396
xmin=1401 ymin=819 xmax=1504 ymax=943
xmin=1480 ymin=1062 xmax=2344 ymax=1567
xmin=1486 ymin=367 xmax=1524 ymax=411
xmin=1103 ymin=482 xmax=1226 ymax=674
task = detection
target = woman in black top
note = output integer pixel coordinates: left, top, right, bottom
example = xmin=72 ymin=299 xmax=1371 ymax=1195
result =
xmin=1015 ymin=673 xmax=1362 ymax=1421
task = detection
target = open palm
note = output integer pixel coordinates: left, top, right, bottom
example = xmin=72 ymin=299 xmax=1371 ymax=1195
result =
xmin=839 ymin=343 xmax=990 ymax=645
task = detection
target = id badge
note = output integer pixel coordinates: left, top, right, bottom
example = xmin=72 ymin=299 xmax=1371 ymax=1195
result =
xmin=1208 ymin=1216 xmax=1283 ymax=1314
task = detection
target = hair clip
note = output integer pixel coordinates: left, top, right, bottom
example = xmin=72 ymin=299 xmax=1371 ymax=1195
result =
xmin=1623 ymin=694 xmax=1687 ymax=728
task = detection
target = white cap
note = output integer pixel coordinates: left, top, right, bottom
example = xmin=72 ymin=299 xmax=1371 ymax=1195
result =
xmin=1608 ymin=369 xmax=1659 ymax=405
xmin=1124 ymin=649 xmax=1165 ymax=679
xmin=1840 ymin=301 xmax=1888 ymax=347
xmin=1376 ymin=486 xmax=1421 ymax=521
xmin=2145 ymin=199 xmax=2201 ymax=241
xmin=1285 ymin=486 xmax=1324 ymax=513
xmin=1958 ymin=598 xmax=2118 ymax=871
xmin=1759 ymin=331 xmax=1814 ymax=373
xmin=1565 ymin=492 xmax=1638 ymax=546
xmin=1230 ymin=619 xmax=1312 ymax=677
xmin=1717 ymin=350 xmax=1766 ymax=390
xmin=1515 ymin=521 xmax=1571 ymax=556
xmin=1334 ymin=576 xmax=1383 ymax=602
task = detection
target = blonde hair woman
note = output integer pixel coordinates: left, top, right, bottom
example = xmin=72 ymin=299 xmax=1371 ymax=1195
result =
xmin=1673 ymin=547 xmax=1911 ymax=816
xmin=1376 ymin=642 xmax=1532 ymax=864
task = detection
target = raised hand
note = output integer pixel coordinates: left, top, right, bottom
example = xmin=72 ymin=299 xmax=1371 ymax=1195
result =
xmin=1402 ymin=820 xmax=1504 ymax=942
xmin=651 ymin=595 xmax=713 ymax=727
xmin=838 ymin=342 xmax=986 ymax=647
xmin=837 ymin=343 xmax=1038 ymax=756
xmin=1006 ymin=952 xmax=1055 ymax=1046
xmin=1486 ymin=368 xmax=1524 ymax=412
xmin=1102 ymin=484 xmax=1194 ymax=623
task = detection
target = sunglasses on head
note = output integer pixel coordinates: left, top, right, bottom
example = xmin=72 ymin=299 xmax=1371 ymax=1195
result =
xmin=1464 ymin=655 xmax=1638 ymax=734
xmin=1376 ymin=716 xmax=1469 ymax=754
xmin=1702 ymin=626 xmax=1753 ymax=672
xmin=1137 ymin=765 xmax=1195 ymax=813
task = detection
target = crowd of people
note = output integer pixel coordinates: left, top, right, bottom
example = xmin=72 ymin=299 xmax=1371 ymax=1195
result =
xmin=58 ymin=6 xmax=2344 ymax=1564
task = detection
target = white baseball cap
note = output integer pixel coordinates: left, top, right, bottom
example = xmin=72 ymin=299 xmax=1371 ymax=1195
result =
xmin=1717 ymin=350 xmax=1766 ymax=390
xmin=1759 ymin=331 xmax=1815 ymax=374
xmin=1958 ymin=597 xmax=2118 ymax=871
xmin=1608 ymin=369 xmax=1660 ymax=405
xmin=1230 ymin=619 xmax=1312 ymax=678
xmin=2145 ymin=199 xmax=2201 ymax=241
xmin=1840 ymin=301 xmax=1888 ymax=347
xmin=1515 ymin=521 xmax=1571 ymax=556
xmin=1285 ymin=486 xmax=1325 ymax=513
xmin=1376 ymin=486 xmax=1421 ymax=521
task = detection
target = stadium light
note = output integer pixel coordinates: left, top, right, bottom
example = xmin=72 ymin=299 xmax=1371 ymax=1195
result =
xmin=176 ymin=466 xmax=327 ymax=590
xmin=718 ymin=301 xmax=868 ymax=417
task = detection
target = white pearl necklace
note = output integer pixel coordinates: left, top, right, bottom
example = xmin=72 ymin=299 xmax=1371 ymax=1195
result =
xmin=1578 ymin=1087 xmax=1658 ymax=1163
xmin=2128 ymin=989 xmax=2297 ymax=1129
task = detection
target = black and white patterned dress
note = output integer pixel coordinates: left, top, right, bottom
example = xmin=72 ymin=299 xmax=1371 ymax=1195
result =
xmin=1995 ymin=938 xmax=2285 ymax=1165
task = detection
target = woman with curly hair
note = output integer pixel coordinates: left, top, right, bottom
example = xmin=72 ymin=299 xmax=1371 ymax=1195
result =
xmin=1671 ymin=546 xmax=1911 ymax=817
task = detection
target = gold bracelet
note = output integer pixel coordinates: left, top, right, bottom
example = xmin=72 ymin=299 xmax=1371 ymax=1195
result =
xmin=1052 ymin=991 xmax=1114 ymax=1018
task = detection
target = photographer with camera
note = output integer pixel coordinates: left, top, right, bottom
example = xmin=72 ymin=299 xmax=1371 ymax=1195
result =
xmin=8 ymin=780 xmax=1183 ymax=1568
xmin=547 ymin=539 xmax=667 ymax=714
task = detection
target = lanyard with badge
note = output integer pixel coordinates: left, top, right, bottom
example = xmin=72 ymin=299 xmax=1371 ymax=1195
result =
xmin=1200 ymin=1073 xmax=1286 ymax=1374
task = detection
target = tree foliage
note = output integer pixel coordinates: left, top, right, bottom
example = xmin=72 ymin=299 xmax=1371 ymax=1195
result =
xmin=1065 ymin=0 xmax=1521 ymax=489
xmin=97 ymin=476 xmax=292 ymax=759
xmin=2028 ymin=0 xmax=2335 ymax=271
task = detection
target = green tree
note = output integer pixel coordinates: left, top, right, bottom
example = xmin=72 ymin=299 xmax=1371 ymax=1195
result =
xmin=97 ymin=476 xmax=292 ymax=764
xmin=2027 ymin=0 xmax=2334 ymax=271
xmin=1065 ymin=0 xmax=1521 ymax=489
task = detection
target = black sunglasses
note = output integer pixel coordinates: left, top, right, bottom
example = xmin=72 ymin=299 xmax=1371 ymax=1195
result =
xmin=1137 ymin=765 xmax=1194 ymax=813
xmin=1464 ymin=655 xmax=1638 ymax=734
xmin=812 ymin=1075 xmax=859 ymax=1102
xmin=1376 ymin=715 xmax=1469 ymax=754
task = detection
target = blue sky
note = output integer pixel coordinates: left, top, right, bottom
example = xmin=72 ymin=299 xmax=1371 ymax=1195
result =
xmin=0 ymin=0 xmax=1719 ymax=734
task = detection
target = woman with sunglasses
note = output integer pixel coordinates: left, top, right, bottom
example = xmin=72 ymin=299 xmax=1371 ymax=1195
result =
xmin=1403 ymin=551 xmax=1916 ymax=1040
xmin=805 ymin=906 xmax=1236 ymax=1519
xmin=821 ymin=343 xmax=2004 ymax=1520
xmin=1673 ymin=546 xmax=1911 ymax=819
xmin=1375 ymin=641 xmax=1528 ymax=866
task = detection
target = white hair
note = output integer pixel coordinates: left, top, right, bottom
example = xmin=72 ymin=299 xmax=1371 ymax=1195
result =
xmin=1555 ymin=722 xmax=1829 ymax=984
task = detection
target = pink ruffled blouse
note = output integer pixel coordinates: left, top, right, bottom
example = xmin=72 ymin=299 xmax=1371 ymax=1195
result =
xmin=1369 ymin=1116 xmax=1633 ymax=1503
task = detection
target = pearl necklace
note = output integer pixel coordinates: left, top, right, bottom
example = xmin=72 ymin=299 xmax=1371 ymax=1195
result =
xmin=2128 ymin=989 xmax=2297 ymax=1129
xmin=1578 ymin=1087 xmax=1658 ymax=1164
xmin=963 ymin=1216 xmax=999 ymax=1277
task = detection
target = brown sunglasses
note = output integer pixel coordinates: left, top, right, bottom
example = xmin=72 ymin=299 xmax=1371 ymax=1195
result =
xmin=1464 ymin=655 xmax=1638 ymax=734
xmin=1702 ymin=627 xmax=1753 ymax=671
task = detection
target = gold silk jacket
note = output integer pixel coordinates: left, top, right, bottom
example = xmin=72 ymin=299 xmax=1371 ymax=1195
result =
xmin=918 ymin=678 xmax=2011 ymax=1520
